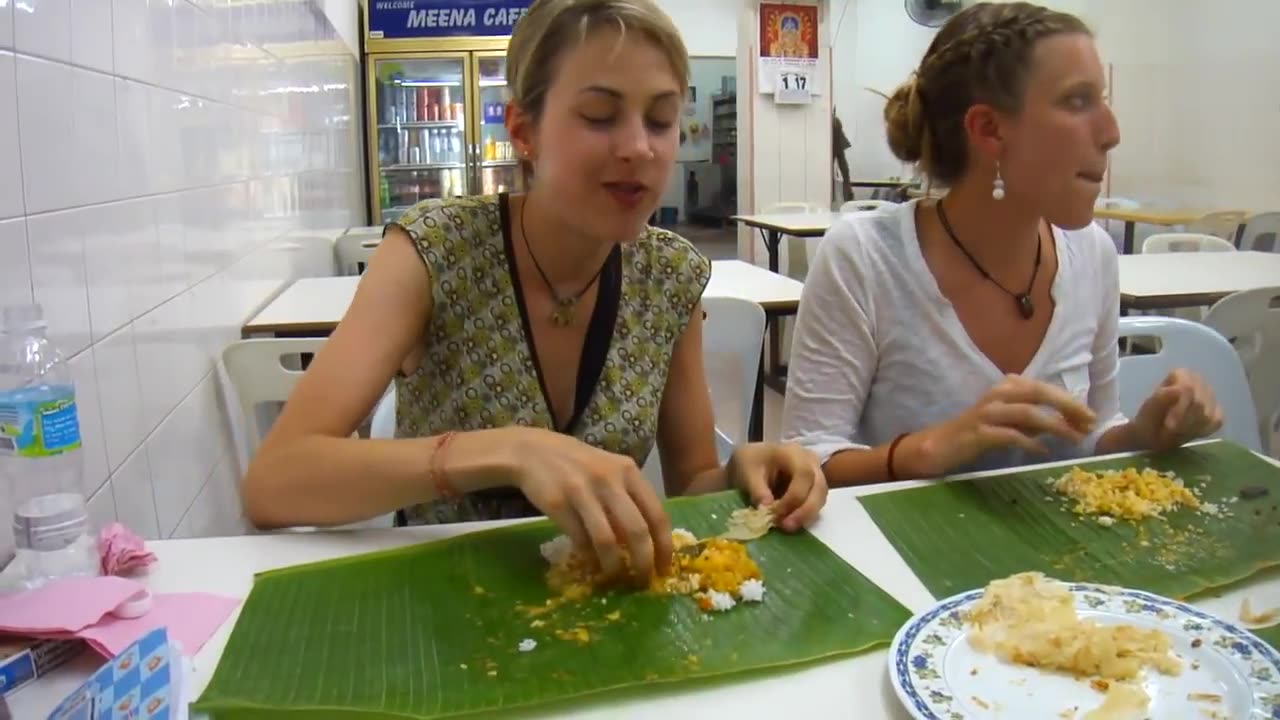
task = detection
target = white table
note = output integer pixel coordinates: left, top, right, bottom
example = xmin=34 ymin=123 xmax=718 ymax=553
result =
xmin=730 ymin=212 xmax=842 ymax=276
xmin=241 ymin=261 xmax=803 ymax=334
xmin=13 ymin=443 xmax=1279 ymax=719
xmin=1119 ymin=251 xmax=1280 ymax=310
xmin=239 ymin=261 xmax=802 ymax=443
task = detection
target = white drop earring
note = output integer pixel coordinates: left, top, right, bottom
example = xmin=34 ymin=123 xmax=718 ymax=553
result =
xmin=992 ymin=162 xmax=1006 ymax=201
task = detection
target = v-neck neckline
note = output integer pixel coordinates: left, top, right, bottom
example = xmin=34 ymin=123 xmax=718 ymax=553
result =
xmin=902 ymin=199 xmax=1066 ymax=379
xmin=499 ymin=193 xmax=622 ymax=434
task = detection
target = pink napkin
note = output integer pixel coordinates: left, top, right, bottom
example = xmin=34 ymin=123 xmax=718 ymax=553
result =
xmin=98 ymin=522 xmax=157 ymax=576
xmin=0 ymin=576 xmax=240 ymax=658
xmin=0 ymin=575 xmax=141 ymax=634
xmin=48 ymin=593 xmax=241 ymax=658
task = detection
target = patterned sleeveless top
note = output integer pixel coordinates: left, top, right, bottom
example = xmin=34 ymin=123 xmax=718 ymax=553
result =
xmin=389 ymin=194 xmax=711 ymax=525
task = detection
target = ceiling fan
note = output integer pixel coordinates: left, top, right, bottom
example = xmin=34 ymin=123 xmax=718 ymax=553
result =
xmin=905 ymin=0 xmax=966 ymax=28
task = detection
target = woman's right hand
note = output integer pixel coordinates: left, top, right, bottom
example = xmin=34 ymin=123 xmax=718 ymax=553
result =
xmin=500 ymin=427 xmax=673 ymax=582
xmin=908 ymin=375 xmax=1098 ymax=477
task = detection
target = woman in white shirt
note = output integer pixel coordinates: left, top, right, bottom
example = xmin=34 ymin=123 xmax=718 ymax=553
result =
xmin=781 ymin=2 xmax=1223 ymax=485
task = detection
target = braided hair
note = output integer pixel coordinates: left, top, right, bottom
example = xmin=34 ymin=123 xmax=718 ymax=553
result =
xmin=884 ymin=2 xmax=1090 ymax=185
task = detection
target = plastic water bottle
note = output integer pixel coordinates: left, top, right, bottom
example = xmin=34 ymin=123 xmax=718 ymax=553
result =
xmin=0 ymin=304 xmax=98 ymax=589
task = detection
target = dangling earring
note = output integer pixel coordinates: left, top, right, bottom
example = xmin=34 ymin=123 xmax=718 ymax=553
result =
xmin=992 ymin=161 xmax=1006 ymax=201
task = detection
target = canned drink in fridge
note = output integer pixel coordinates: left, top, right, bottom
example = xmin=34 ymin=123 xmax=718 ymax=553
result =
xmin=402 ymin=86 xmax=416 ymax=123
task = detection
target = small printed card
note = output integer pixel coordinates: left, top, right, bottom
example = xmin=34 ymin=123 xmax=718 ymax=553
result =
xmin=46 ymin=627 xmax=188 ymax=720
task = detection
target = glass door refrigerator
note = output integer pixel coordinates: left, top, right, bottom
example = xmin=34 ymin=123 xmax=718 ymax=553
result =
xmin=362 ymin=3 xmax=531 ymax=225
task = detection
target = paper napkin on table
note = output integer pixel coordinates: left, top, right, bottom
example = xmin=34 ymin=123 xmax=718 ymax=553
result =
xmin=99 ymin=522 xmax=158 ymax=577
xmin=0 ymin=576 xmax=239 ymax=659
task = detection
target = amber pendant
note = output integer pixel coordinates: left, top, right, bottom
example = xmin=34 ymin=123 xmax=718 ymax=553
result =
xmin=550 ymin=300 xmax=575 ymax=327
xmin=1016 ymin=294 xmax=1035 ymax=319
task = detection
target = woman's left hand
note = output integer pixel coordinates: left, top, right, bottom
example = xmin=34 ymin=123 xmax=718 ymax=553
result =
xmin=1131 ymin=369 xmax=1224 ymax=451
xmin=726 ymin=443 xmax=828 ymax=532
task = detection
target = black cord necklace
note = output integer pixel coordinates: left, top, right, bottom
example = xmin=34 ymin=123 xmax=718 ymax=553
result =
xmin=519 ymin=197 xmax=609 ymax=327
xmin=936 ymin=199 xmax=1042 ymax=320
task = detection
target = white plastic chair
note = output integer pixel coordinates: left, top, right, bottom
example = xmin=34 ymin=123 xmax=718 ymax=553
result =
xmin=1187 ymin=211 xmax=1247 ymax=245
xmin=1115 ymin=316 xmax=1263 ymax=452
xmin=1203 ymin=287 xmax=1280 ymax=455
xmin=640 ymin=296 xmax=767 ymax=493
xmin=220 ymin=338 xmax=395 ymax=529
xmin=840 ymin=199 xmax=896 ymax=213
xmin=1240 ymin=212 xmax=1280 ymax=253
xmin=334 ymin=234 xmax=379 ymax=275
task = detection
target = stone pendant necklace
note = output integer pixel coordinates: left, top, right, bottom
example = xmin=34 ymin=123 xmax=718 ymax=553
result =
xmin=520 ymin=199 xmax=608 ymax=327
xmin=936 ymin=199 xmax=1042 ymax=319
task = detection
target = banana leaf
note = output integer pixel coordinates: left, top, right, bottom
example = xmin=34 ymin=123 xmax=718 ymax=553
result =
xmin=859 ymin=441 xmax=1280 ymax=601
xmin=193 ymin=490 xmax=910 ymax=719
xmin=1256 ymin=623 xmax=1280 ymax=652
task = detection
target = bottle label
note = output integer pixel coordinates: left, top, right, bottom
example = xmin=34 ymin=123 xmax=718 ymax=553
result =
xmin=0 ymin=391 xmax=82 ymax=458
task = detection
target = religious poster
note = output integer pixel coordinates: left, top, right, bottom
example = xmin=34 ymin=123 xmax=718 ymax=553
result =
xmin=758 ymin=3 xmax=819 ymax=94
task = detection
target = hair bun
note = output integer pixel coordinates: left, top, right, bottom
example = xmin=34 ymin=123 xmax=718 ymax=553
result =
xmin=884 ymin=77 xmax=926 ymax=164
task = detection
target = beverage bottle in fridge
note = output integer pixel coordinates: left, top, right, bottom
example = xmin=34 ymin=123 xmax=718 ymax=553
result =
xmin=403 ymin=86 xmax=417 ymax=123
xmin=451 ymin=129 xmax=462 ymax=164
xmin=398 ymin=129 xmax=410 ymax=165
xmin=451 ymin=168 xmax=465 ymax=197
xmin=380 ymin=174 xmax=390 ymax=210
xmin=431 ymin=129 xmax=443 ymax=163
xmin=442 ymin=167 xmax=454 ymax=197
xmin=485 ymin=135 xmax=497 ymax=161
xmin=0 ymin=304 xmax=98 ymax=589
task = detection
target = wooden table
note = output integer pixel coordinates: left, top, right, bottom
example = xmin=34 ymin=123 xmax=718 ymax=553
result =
xmin=1119 ymin=250 xmax=1280 ymax=310
xmin=12 ymin=442 xmax=1278 ymax=719
xmin=241 ymin=262 xmax=803 ymax=442
xmin=1094 ymin=207 xmax=1238 ymax=254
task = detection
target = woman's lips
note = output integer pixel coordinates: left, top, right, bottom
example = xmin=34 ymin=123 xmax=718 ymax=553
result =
xmin=603 ymin=181 xmax=648 ymax=208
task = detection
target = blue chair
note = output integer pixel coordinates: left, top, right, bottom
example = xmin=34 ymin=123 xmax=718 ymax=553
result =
xmin=1116 ymin=316 xmax=1263 ymax=452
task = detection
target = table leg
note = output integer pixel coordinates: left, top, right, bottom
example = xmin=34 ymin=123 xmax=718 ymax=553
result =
xmin=761 ymin=229 xmax=784 ymax=380
xmin=1123 ymin=221 xmax=1136 ymax=254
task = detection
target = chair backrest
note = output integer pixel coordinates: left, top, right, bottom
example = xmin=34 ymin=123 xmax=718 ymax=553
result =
xmin=221 ymin=338 xmax=327 ymax=462
xmin=1203 ymin=286 xmax=1280 ymax=454
xmin=1240 ymin=211 xmax=1280 ymax=253
xmin=1116 ymin=316 xmax=1262 ymax=452
xmin=840 ymin=199 xmax=896 ymax=213
xmin=1186 ymin=211 xmax=1247 ymax=244
xmin=1142 ymin=233 xmax=1237 ymax=254
xmin=702 ymin=296 xmax=767 ymax=443
xmin=334 ymin=234 xmax=378 ymax=275
xmin=220 ymin=338 xmax=397 ymax=530
xmin=641 ymin=296 xmax=767 ymax=494
xmin=371 ymin=386 xmax=397 ymax=440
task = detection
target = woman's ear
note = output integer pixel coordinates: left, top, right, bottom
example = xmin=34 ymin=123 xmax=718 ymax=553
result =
xmin=505 ymin=102 xmax=536 ymax=161
xmin=963 ymin=103 xmax=1005 ymax=166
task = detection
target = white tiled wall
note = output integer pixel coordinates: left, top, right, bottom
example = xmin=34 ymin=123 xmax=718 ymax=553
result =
xmin=0 ymin=0 xmax=366 ymax=559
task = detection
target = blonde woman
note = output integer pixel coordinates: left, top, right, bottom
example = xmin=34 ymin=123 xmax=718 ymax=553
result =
xmin=782 ymin=2 xmax=1223 ymax=485
xmin=242 ymin=0 xmax=826 ymax=580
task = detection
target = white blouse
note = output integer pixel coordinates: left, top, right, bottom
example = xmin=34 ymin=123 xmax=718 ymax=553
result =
xmin=779 ymin=200 xmax=1128 ymax=474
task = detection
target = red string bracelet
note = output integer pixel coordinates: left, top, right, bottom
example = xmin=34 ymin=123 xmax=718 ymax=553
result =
xmin=430 ymin=431 xmax=459 ymax=499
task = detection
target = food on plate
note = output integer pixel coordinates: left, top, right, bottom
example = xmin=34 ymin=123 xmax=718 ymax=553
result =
xmin=539 ymin=521 xmax=768 ymax=613
xmin=964 ymin=572 xmax=1182 ymax=680
xmin=1048 ymin=466 xmax=1224 ymax=523
xmin=1239 ymin=597 xmax=1280 ymax=626
xmin=1080 ymin=682 xmax=1149 ymax=720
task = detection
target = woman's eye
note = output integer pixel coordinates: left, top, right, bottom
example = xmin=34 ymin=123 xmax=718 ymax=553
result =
xmin=581 ymin=115 xmax=614 ymax=127
xmin=647 ymin=119 xmax=675 ymax=131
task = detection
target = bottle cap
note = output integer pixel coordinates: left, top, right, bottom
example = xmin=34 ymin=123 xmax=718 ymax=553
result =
xmin=2 ymin=303 xmax=47 ymax=332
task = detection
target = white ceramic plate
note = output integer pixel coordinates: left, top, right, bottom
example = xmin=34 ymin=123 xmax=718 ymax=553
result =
xmin=889 ymin=582 xmax=1280 ymax=719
